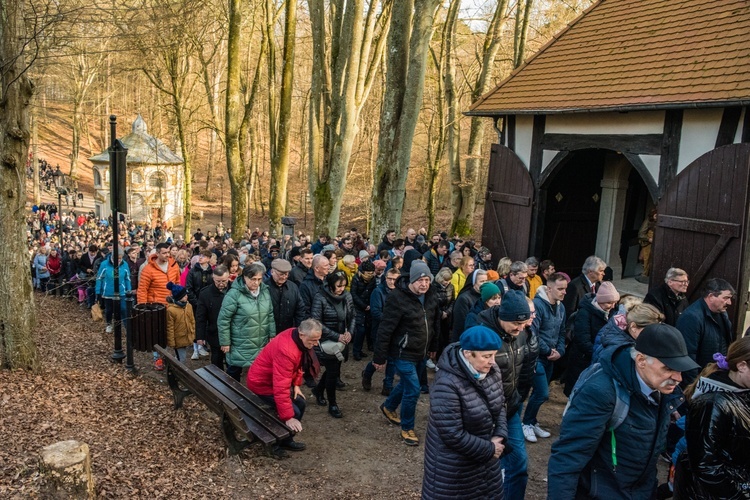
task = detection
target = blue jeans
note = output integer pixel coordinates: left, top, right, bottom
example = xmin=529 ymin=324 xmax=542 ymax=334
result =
xmin=363 ymin=356 xmax=396 ymax=390
xmin=523 ymin=358 xmax=553 ymax=426
xmin=383 ymin=358 xmax=422 ymax=431
xmin=501 ymin=409 xmax=528 ymax=500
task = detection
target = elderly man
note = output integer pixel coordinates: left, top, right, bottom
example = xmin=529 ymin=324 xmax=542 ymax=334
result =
xmin=265 ymin=258 xmax=305 ymax=333
xmin=246 ymin=319 xmax=323 ymax=456
xmin=563 ymin=255 xmax=606 ymax=314
xmin=548 ymin=324 xmax=698 ymax=499
xmin=643 ymin=267 xmax=689 ymax=327
xmin=298 ymin=254 xmax=330 ymax=319
xmin=498 ymin=261 xmax=530 ymax=297
xmin=676 ymin=278 xmax=734 ymax=385
xmin=196 ymin=265 xmax=230 ymax=369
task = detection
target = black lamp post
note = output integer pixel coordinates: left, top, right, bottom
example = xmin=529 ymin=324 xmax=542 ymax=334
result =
xmin=52 ymin=170 xmax=67 ymax=232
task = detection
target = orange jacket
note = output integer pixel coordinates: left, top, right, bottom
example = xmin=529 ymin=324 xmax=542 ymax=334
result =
xmin=137 ymin=254 xmax=181 ymax=304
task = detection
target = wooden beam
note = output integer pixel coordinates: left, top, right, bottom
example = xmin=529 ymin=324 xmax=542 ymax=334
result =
xmin=541 ymin=133 xmax=663 ymax=155
xmin=715 ymin=106 xmax=742 ymax=148
xmin=658 ymin=110 xmax=683 ymax=198
xmin=507 ymin=115 xmax=516 ymax=152
xmin=537 ymin=150 xmax=570 ymax=189
xmin=529 ymin=115 xmax=546 ymax=185
xmin=742 ymin=107 xmax=750 ymax=143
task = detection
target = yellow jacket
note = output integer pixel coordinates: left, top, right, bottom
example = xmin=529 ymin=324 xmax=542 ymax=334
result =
xmin=451 ymin=268 xmax=467 ymax=299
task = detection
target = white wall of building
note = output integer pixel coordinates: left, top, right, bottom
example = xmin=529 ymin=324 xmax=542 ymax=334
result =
xmin=677 ymin=108 xmax=724 ymax=173
xmin=514 ymin=115 xmax=535 ymax=168
xmin=544 ymin=110 xmax=666 ymax=135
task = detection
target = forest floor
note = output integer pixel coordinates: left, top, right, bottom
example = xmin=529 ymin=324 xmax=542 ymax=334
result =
xmin=1 ymin=293 xmax=570 ymax=499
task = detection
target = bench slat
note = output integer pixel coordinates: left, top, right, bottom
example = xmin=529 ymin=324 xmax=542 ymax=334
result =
xmin=199 ymin=366 xmax=291 ymax=440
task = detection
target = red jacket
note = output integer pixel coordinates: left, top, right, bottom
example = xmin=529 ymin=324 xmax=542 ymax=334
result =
xmin=246 ymin=328 xmax=303 ymax=421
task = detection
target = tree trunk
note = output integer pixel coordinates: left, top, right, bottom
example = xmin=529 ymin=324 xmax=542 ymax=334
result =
xmin=69 ymin=102 xmax=82 ymax=177
xmin=268 ymin=0 xmax=297 ymax=236
xmin=513 ymin=0 xmax=533 ymax=68
xmin=370 ymin=0 xmax=441 ymax=239
xmin=225 ymin=0 xmax=247 ymax=237
xmin=0 ymin=0 xmax=39 ymax=370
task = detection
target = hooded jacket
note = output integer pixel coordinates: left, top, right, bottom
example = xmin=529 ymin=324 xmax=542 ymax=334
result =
xmin=95 ymin=257 xmax=132 ymax=299
xmin=532 ymin=285 xmax=567 ymax=358
xmin=298 ymin=270 xmax=325 ymax=320
xmin=195 ymin=282 xmax=227 ymax=346
xmin=217 ymin=279 xmax=276 ymax=368
xmin=166 ymin=298 xmax=195 ymax=349
xmin=548 ymin=344 xmax=685 ymax=499
xmin=311 ymin=286 xmax=355 ymax=361
xmin=373 ymin=277 xmax=441 ymax=365
xmin=137 ymin=253 xmax=181 ymax=304
xmin=422 ymin=343 xmax=507 ymax=500
xmin=591 ymin=314 xmax=633 ymax=364
xmin=264 ymin=276 xmax=304 ymax=334
xmin=185 ymin=262 xmax=213 ymax=307
xmin=451 ymin=286 xmax=481 ymax=343
xmin=676 ymin=298 xmax=733 ymax=385
xmin=369 ymin=279 xmax=393 ymax=338
xmin=565 ymin=296 xmax=610 ymax=395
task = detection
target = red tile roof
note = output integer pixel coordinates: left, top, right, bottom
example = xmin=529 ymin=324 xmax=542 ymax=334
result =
xmin=468 ymin=0 xmax=750 ymax=115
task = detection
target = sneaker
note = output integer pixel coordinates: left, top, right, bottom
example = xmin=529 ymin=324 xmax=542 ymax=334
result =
xmin=154 ymin=358 xmax=165 ymax=371
xmin=361 ymin=370 xmax=372 ymax=391
xmin=522 ymin=424 xmax=538 ymax=443
xmin=380 ymin=404 xmax=401 ymax=426
xmin=400 ymin=429 xmax=419 ymax=446
xmin=191 ymin=350 xmax=200 ymax=360
xmin=532 ymin=424 xmax=551 ymax=438
xmin=105 ymin=324 xmax=113 ymax=333
xmin=425 ymin=359 xmax=436 ymax=370
xmin=198 ymin=346 xmax=210 ymax=357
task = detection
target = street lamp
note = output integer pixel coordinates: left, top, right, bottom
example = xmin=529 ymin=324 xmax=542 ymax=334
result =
xmin=52 ymin=170 xmax=67 ymax=232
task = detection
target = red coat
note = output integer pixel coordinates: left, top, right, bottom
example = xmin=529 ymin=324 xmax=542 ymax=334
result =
xmin=246 ymin=328 xmax=303 ymax=421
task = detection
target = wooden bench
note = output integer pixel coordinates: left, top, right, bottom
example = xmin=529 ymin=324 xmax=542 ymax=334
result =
xmin=154 ymin=345 xmax=290 ymax=456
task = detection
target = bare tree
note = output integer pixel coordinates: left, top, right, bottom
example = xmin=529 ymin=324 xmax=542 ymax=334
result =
xmin=513 ymin=0 xmax=533 ymax=68
xmin=370 ymin=0 xmax=441 ymax=239
xmin=0 ymin=0 xmax=38 ymax=369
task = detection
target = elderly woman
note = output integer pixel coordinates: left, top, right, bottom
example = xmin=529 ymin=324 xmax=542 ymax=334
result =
xmin=674 ymin=336 xmax=750 ymax=499
xmin=422 ymin=326 xmax=508 ymax=500
xmin=218 ymin=263 xmax=276 ymax=381
xmin=311 ymin=270 xmax=355 ymax=418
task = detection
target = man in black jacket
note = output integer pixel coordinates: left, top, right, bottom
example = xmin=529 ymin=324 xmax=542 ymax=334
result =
xmin=265 ymin=259 xmax=305 ymax=333
xmin=195 ymin=265 xmax=230 ymax=368
xmin=350 ymin=260 xmax=377 ymax=360
xmin=186 ymin=249 xmax=214 ymax=359
xmin=643 ymin=267 xmax=689 ymax=326
xmin=562 ymin=255 xmax=606 ymax=314
xmin=374 ymin=261 xmax=440 ymax=447
xmin=298 ymin=254 xmax=330 ymax=320
xmin=475 ymin=291 xmax=535 ymax=500
xmin=289 ymin=248 xmax=313 ymax=286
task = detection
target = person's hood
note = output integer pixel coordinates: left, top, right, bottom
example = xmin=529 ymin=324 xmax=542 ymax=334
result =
xmin=469 ymin=299 xmax=486 ymax=315
xmin=380 ymin=234 xmax=393 ymax=246
xmin=599 ymin=315 xmax=633 ymax=351
xmin=476 ymin=308 xmax=508 ymax=340
xmin=580 ymin=294 xmax=608 ymax=320
xmin=693 ymin=370 xmax=749 ymax=398
xmin=535 ymin=285 xmax=551 ymax=303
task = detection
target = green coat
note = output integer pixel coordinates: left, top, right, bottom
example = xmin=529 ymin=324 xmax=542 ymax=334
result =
xmin=218 ymin=279 xmax=276 ymax=368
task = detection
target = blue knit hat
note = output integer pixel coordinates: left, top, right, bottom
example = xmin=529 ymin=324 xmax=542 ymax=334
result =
xmin=166 ymin=282 xmax=187 ymax=301
xmin=497 ymin=290 xmax=530 ymax=321
xmin=460 ymin=326 xmax=503 ymax=351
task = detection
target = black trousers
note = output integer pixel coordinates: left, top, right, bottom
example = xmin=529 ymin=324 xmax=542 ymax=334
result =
xmin=315 ymin=358 xmax=342 ymax=406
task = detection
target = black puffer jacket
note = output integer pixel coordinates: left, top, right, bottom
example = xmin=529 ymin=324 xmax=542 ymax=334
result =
xmin=186 ymin=263 xmax=213 ymax=307
xmin=311 ymin=286 xmax=355 ymax=361
xmin=476 ymin=307 xmax=533 ymax=418
xmin=374 ymin=277 xmax=441 ymax=365
xmin=298 ymin=271 xmax=325 ymax=320
xmin=451 ymin=288 xmax=481 ymax=343
xmin=288 ymin=262 xmax=309 ymax=286
xmin=422 ymin=343 xmax=507 ymax=500
xmin=350 ymin=274 xmax=376 ymax=313
xmin=195 ymin=283 xmax=227 ymax=346
xmin=564 ymin=297 xmax=609 ymax=396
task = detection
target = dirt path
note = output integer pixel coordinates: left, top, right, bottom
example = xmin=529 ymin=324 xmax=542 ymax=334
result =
xmin=1 ymin=293 xmax=590 ymax=499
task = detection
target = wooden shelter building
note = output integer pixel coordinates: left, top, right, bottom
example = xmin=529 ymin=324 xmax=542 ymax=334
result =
xmin=469 ymin=0 xmax=750 ymax=335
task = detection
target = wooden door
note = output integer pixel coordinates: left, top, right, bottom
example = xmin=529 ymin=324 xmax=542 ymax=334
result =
xmin=481 ymin=144 xmax=534 ymax=262
xmin=652 ymin=143 xmax=750 ymax=337
xmin=542 ymin=149 xmax=605 ymax=277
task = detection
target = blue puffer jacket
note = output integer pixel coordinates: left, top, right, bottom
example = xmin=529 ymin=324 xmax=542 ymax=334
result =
xmin=95 ymin=257 xmax=132 ymax=298
xmin=422 ymin=343 xmax=507 ymax=500
xmin=591 ymin=314 xmax=633 ymax=364
xmin=548 ymin=344 xmax=685 ymax=499
xmin=532 ymin=286 xmax=567 ymax=358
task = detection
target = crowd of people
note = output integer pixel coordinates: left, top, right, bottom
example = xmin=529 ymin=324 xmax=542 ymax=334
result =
xmin=27 ymin=212 xmax=749 ymax=499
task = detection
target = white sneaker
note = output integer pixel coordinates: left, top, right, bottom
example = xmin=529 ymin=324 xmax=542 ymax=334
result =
xmin=522 ymin=424 xmax=538 ymax=443
xmin=532 ymin=424 xmax=551 ymax=438
xmin=190 ymin=350 xmax=200 ymax=360
xmin=198 ymin=346 xmax=210 ymax=357
xmin=105 ymin=324 xmax=113 ymax=333
xmin=425 ymin=359 xmax=436 ymax=370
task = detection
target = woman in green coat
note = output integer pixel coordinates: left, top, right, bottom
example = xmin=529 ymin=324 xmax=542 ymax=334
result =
xmin=218 ymin=263 xmax=276 ymax=381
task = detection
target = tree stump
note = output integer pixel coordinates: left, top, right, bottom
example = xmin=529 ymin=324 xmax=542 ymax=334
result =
xmin=39 ymin=440 xmax=95 ymax=499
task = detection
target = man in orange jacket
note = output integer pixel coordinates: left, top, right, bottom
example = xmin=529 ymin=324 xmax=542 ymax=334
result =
xmin=137 ymin=242 xmax=181 ymax=370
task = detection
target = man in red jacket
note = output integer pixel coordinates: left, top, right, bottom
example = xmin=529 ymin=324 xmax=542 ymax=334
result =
xmin=246 ymin=319 xmax=322 ymax=454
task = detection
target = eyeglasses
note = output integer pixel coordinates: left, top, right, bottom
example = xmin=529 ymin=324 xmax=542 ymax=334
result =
xmin=670 ymin=279 xmax=689 ymax=284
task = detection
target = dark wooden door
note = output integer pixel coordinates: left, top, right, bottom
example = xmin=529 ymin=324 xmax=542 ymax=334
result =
xmin=542 ymin=149 xmax=605 ymax=277
xmin=652 ymin=143 xmax=750 ymax=337
xmin=481 ymin=144 xmax=534 ymax=262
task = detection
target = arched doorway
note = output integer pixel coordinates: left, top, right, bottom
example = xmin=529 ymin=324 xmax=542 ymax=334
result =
xmin=539 ymin=149 xmax=655 ymax=279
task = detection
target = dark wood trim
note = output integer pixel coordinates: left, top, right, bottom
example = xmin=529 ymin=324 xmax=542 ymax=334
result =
xmin=658 ymin=109 xmax=683 ymax=198
xmin=537 ymin=151 xmax=570 ymax=189
xmin=487 ymin=191 xmax=531 ymax=207
xmin=622 ymin=153 xmax=659 ymax=202
xmin=529 ymin=187 xmax=547 ymax=258
xmin=742 ymin=107 xmax=750 ymax=143
xmin=495 ymin=116 xmax=505 ymax=146
xmin=657 ymin=214 xmax=741 ymax=237
xmin=715 ymin=106 xmax=742 ymax=148
xmin=529 ymin=115 xmax=547 ymax=185
xmin=507 ymin=115 xmax=516 ymax=152
xmin=541 ymin=133 xmax=663 ymax=155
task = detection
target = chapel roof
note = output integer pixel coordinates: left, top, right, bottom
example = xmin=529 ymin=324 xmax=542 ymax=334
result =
xmin=89 ymin=115 xmax=183 ymax=165
xmin=468 ymin=0 xmax=750 ymax=116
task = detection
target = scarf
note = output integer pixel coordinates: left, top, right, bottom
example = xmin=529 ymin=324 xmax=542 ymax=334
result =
xmin=292 ymin=328 xmax=320 ymax=379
